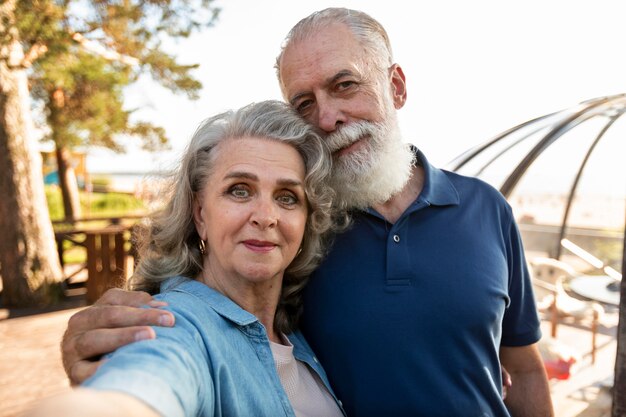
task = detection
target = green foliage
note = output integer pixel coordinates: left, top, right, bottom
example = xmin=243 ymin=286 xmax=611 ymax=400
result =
xmin=15 ymin=0 xmax=219 ymax=224
xmin=143 ymin=50 xmax=202 ymax=99
xmin=45 ymin=185 xmax=65 ymax=220
xmin=45 ymin=185 xmax=145 ymax=221
xmin=32 ymin=50 xmax=131 ymax=150
xmin=89 ymin=192 xmax=145 ymax=215
xmin=90 ymin=175 xmax=112 ymax=188
xmin=15 ymin=0 xmax=221 ymax=153
xmin=14 ymin=1 xmax=65 ymax=49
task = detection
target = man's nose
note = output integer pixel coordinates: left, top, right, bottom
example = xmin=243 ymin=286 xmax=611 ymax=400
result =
xmin=316 ymin=98 xmax=346 ymax=133
xmin=250 ymin=198 xmax=278 ymax=229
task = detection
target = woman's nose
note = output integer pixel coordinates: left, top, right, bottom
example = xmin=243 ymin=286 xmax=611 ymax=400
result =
xmin=250 ymin=198 xmax=278 ymax=229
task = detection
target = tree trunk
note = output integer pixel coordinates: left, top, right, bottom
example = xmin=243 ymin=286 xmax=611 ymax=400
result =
xmin=0 ymin=1 xmax=64 ymax=307
xmin=56 ymin=145 xmax=82 ymax=222
xmin=613 ymin=220 xmax=626 ymax=417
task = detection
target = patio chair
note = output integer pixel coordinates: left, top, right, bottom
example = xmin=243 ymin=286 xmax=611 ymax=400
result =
xmin=529 ymin=257 xmax=603 ymax=364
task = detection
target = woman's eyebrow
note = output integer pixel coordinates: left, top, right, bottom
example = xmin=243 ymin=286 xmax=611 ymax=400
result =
xmin=223 ymin=171 xmax=258 ymax=181
xmin=277 ymin=178 xmax=303 ymax=187
xmin=224 ymin=172 xmax=303 ymax=187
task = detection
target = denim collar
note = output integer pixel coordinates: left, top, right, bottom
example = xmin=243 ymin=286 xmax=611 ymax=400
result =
xmin=160 ymin=276 xmax=259 ymax=327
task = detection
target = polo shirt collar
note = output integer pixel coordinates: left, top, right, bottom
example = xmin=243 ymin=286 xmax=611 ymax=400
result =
xmin=413 ymin=147 xmax=460 ymax=207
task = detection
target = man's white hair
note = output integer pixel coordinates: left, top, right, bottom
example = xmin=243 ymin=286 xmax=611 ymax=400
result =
xmin=275 ymin=7 xmax=393 ymax=89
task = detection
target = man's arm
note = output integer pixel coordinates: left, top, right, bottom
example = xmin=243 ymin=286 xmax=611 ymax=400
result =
xmin=61 ymin=288 xmax=175 ymax=385
xmin=500 ymin=343 xmax=554 ymax=417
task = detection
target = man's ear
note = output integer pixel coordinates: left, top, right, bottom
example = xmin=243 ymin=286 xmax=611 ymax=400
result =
xmin=192 ymin=195 xmax=206 ymax=240
xmin=389 ymin=63 xmax=407 ymax=109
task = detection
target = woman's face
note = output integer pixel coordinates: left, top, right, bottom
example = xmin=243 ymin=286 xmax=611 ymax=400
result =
xmin=193 ymin=136 xmax=308 ymax=288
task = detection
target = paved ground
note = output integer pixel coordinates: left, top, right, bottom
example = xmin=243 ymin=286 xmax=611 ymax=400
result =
xmin=0 ymin=295 xmax=619 ymax=417
xmin=0 ymin=302 xmax=83 ymax=417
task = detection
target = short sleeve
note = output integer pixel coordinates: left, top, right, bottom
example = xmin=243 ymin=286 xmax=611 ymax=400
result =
xmin=500 ymin=214 xmax=542 ymax=346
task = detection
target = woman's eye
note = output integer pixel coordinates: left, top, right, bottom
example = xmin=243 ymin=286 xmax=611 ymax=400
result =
xmin=228 ymin=185 xmax=250 ymax=198
xmin=277 ymin=193 xmax=298 ymax=205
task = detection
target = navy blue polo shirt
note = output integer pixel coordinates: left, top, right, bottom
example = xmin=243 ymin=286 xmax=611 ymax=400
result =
xmin=301 ymin=150 xmax=541 ymax=417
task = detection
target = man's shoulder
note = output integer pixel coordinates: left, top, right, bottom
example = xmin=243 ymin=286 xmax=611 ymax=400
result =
xmin=435 ymin=168 xmax=515 ymax=224
xmin=440 ymin=168 xmax=508 ymax=202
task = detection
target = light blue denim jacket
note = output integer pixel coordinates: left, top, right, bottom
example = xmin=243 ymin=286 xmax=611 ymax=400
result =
xmin=83 ymin=276 xmax=345 ymax=417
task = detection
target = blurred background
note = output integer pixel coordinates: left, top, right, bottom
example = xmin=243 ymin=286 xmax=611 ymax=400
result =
xmin=1 ymin=1 xmax=625 ymax=416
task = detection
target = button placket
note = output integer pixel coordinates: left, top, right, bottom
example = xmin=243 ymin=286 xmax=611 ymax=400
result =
xmin=386 ymin=220 xmax=412 ymax=287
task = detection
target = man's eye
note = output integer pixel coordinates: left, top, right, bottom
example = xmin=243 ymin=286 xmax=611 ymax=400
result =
xmin=296 ymin=100 xmax=313 ymax=115
xmin=336 ymin=80 xmax=356 ymax=91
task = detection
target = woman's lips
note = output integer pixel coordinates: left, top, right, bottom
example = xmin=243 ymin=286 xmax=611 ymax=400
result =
xmin=242 ymin=240 xmax=277 ymax=253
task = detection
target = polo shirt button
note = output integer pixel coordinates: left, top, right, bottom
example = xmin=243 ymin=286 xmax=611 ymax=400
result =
xmin=313 ymin=356 xmax=319 ymax=363
xmin=393 ymin=234 xmax=400 ymax=243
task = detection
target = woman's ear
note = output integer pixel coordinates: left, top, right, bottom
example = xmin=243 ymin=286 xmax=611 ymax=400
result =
xmin=192 ymin=195 xmax=206 ymax=240
xmin=389 ymin=63 xmax=407 ymax=109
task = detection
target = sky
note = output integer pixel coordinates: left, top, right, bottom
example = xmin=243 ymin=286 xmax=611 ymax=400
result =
xmin=85 ymin=0 xmax=626 ymax=174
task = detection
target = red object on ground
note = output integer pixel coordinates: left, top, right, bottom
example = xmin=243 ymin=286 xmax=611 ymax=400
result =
xmin=538 ymin=337 xmax=580 ymax=380
xmin=543 ymin=357 xmax=577 ymax=380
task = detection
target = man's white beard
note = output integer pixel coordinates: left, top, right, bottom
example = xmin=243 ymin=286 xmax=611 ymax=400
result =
xmin=325 ymin=115 xmax=415 ymax=210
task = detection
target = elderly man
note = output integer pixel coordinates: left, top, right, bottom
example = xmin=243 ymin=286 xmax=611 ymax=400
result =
xmin=61 ymin=8 xmax=552 ymax=417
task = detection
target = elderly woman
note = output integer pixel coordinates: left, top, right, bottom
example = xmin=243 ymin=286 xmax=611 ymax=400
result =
xmin=26 ymin=101 xmax=345 ymax=417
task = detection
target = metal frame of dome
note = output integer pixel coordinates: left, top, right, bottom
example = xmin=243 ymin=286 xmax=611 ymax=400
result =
xmin=448 ymin=93 xmax=626 ymax=260
xmin=447 ymin=93 xmax=626 ymax=411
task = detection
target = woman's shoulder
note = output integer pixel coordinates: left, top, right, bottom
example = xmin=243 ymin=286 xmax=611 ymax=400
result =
xmin=152 ymin=277 xmax=259 ymax=332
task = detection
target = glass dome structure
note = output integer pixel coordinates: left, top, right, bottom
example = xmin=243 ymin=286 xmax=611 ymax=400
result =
xmin=447 ymin=93 xmax=625 ymax=285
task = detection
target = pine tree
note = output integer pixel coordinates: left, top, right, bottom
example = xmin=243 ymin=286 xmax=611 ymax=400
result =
xmin=0 ymin=0 xmax=219 ymax=306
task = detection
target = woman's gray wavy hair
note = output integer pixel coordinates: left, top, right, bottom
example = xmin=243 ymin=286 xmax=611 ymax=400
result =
xmin=128 ymin=100 xmax=337 ymax=333
xmin=275 ymin=7 xmax=394 ymax=88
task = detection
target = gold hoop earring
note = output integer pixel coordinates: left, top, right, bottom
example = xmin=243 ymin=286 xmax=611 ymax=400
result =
xmin=199 ymin=239 xmax=206 ymax=255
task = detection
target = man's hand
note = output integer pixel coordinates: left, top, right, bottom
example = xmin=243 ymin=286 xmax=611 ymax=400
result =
xmin=501 ymin=366 xmax=512 ymax=399
xmin=61 ymin=288 xmax=175 ymax=385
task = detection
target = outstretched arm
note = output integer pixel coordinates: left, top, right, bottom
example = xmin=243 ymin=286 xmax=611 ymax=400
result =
xmin=22 ymin=389 xmax=160 ymax=417
xmin=500 ymin=343 xmax=554 ymax=417
xmin=61 ymin=288 xmax=175 ymax=385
